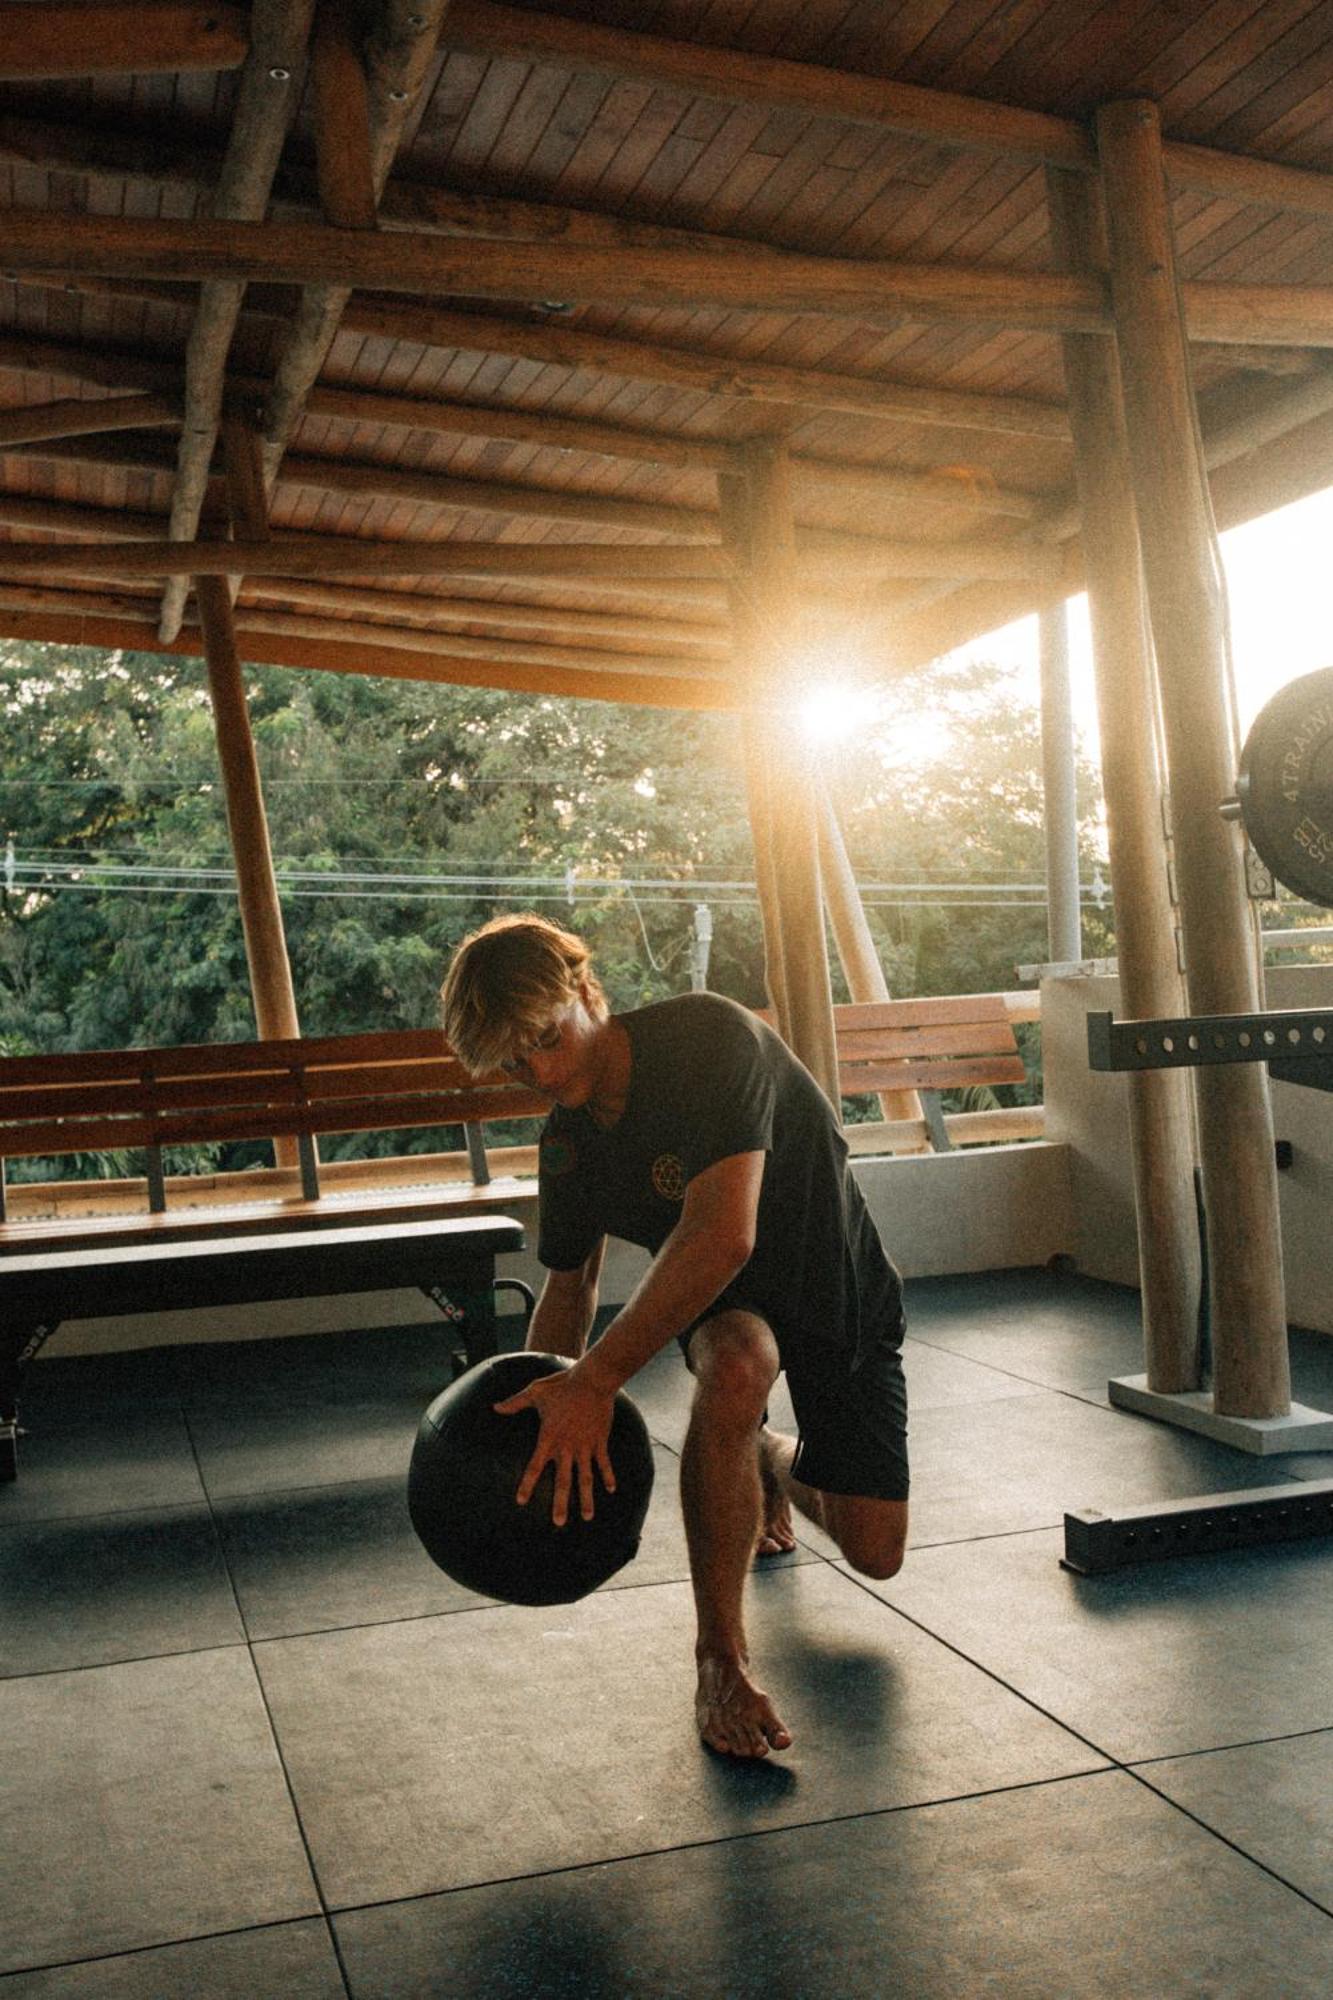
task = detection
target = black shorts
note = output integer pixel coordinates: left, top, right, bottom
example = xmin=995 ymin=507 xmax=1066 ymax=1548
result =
xmin=679 ymin=1299 xmax=909 ymax=1503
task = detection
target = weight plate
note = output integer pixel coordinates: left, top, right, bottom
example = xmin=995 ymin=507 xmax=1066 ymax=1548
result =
xmin=1237 ymin=666 xmax=1333 ymax=909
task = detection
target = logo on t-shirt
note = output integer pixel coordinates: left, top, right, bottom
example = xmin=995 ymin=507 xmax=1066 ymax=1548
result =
xmin=540 ymin=1134 xmax=577 ymax=1177
xmin=651 ymin=1152 xmax=686 ymax=1202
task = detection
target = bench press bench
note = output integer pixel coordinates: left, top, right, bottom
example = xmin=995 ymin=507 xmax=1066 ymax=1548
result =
xmin=0 ymin=1027 xmax=547 ymax=1483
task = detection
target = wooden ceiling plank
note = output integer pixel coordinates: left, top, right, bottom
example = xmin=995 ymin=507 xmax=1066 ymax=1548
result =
xmin=443 ymin=0 xmax=1093 ymax=168
xmin=0 ymin=3 xmax=249 ymax=79
xmin=156 ymin=1 xmax=317 ymax=643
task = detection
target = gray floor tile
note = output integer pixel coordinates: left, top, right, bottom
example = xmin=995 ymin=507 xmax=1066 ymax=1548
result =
xmin=255 ymin=1565 xmax=1100 ymax=1910
xmin=872 ymin=1525 xmax=1333 ymax=1763
xmin=906 ymin=1388 xmax=1299 ymax=1545
xmin=0 ymin=1649 xmax=321 ymax=1976
xmin=0 ymin=1406 xmax=206 ymax=1524
xmin=187 ymin=1392 xmax=426 ymax=1499
xmin=216 ymin=1442 xmax=808 ymax=1642
xmin=1137 ymin=1729 xmax=1333 ymax=1913
xmin=333 ymin=1770 xmax=1333 ymax=2000
xmin=171 ymin=1319 xmax=472 ymax=1410
xmin=21 ymin=1346 xmax=183 ymax=1417
xmin=0 ymin=1505 xmax=243 ymax=1677
xmin=0 ymin=1920 xmax=345 ymax=1999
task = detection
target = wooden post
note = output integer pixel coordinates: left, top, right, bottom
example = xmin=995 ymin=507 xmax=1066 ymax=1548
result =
xmin=814 ymin=779 xmax=926 ymax=1132
xmin=1046 ymin=163 xmax=1202 ymax=1394
xmin=721 ymin=449 xmax=840 ymax=1108
xmin=1095 ymin=101 xmax=1288 ymax=1419
xmin=194 ymin=572 xmax=304 ymax=1169
xmin=1037 ymin=601 xmax=1082 ymax=967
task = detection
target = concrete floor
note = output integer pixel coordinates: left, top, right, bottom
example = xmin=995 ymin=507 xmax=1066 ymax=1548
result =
xmin=5 ymin=1268 xmax=1333 ymax=1997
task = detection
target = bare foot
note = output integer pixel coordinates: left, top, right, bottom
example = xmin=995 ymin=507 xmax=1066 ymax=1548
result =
xmin=755 ymin=1427 xmax=798 ymax=1559
xmin=695 ymin=1652 xmax=792 ymax=1758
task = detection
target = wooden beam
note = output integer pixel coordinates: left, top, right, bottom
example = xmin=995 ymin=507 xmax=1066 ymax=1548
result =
xmin=445 ymin=0 xmax=1333 ymax=222
xmin=0 ymin=3 xmax=248 ymax=77
xmin=445 ymin=0 xmax=1091 ymax=171
xmin=0 ymin=393 xmax=178 ymax=445
xmin=0 ymin=589 xmax=735 ymax=709
xmin=309 ymin=0 xmax=378 ymax=230
xmin=0 ymin=211 xmax=1112 ymax=335
xmin=260 ymin=2 xmax=449 ymax=487
xmin=194 ymin=574 xmax=304 ymax=1061
xmin=1182 ymin=282 xmax=1333 ymax=350
xmin=1098 ymin=97 xmax=1288 ymax=1422
xmin=339 ymin=299 xmax=1071 ymax=440
xmin=0 ymin=106 xmax=1073 ymax=442
xmin=1047 ymin=160 xmax=1201 ymax=1397
xmin=0 ymin=536 xmax=737 ymax=582
xmin=158 ymin=0 xmax=315 ymax=643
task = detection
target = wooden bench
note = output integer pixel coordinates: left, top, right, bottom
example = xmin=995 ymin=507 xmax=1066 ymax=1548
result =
xmin=828 ymin=992 xmax=1040 ymax=1154
xmin=0 ymin=1027 xmax=547 ymax=1482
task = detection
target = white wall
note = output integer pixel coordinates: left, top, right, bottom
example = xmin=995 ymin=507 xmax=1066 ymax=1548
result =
xmin=1042 ymin=964 xmax=1333 ymax=1334
xmin=43 ymin=1141 xmax=1077 ymax=1357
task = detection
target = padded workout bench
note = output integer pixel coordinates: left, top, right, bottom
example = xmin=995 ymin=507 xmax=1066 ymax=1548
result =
xmin=0 ymin=1028 xmax=545 ymax=1483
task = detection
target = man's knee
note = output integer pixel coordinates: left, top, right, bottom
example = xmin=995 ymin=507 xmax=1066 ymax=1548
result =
xmin=828 ymin=1499 xmax=908 ymax=1581
xmin=689 ymin=1311 xmax=779 ymax=1424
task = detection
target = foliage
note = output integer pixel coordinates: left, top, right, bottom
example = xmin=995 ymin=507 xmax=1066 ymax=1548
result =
xmin=0 ymin=636 xmax=1109 ymax=1171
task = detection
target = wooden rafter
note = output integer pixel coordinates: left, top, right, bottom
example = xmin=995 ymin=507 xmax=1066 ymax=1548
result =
xmin=444 ymin=1 xmax=1333 ymax=222
xmin=157 ymin=1 xmax=317 ymax=646
xmin=0 ymin=3 xmax=248 ymax=78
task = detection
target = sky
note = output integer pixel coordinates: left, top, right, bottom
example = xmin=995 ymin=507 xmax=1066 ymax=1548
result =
xmin=970 ymin=482 xmax=1333 ymax=754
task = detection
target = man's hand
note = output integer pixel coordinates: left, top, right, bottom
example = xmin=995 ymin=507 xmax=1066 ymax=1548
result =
xmin=494 ymin=1361 xmax=618 ymax=1527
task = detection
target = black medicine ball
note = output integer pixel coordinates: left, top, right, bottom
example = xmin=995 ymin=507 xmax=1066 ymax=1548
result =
xmin=407 ymin=1351 xmax=655 ymax=1606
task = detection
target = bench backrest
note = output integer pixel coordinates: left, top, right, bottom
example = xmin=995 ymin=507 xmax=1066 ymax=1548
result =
xmin=0 ymin=1028 xmax=547 ymax=1165
xmin=830 ymin=995 xmax=1026 ymax=1098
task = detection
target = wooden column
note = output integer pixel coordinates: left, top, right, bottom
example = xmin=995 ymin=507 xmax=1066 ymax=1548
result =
xmin=1037 ymin=600 xmax=1082 ymax=967
xmin=1095 ymin=101 xmax=1288 ymax=1418
xmin=720 ymin=449 xmax=839 ymax=1107
xmin=194 ymin=573 xmax=302 ymax=1048
xmin=1047 ymin=163 xmax=1202 ymax=1394
xmin=815 ymin=779 xmax=925 ymax=1130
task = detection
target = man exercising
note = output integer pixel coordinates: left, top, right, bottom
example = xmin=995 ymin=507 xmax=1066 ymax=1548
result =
xmin=440 ymin=914 xmax=909 ymax=1759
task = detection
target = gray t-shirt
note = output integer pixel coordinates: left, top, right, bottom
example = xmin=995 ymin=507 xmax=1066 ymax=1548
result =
xmin=536 ymin=993 xmax=903 ymax=1366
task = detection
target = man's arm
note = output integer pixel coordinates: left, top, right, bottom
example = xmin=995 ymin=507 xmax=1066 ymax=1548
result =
xmin=496 ymin=1150 xmax=764 ymax=1525
xmin=579 ymin=1149 xmax=764 ymax=1392
xmin=527 ymin=1239 xmax=605 ymax=1358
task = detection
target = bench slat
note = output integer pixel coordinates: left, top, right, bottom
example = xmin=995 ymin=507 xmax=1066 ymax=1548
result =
xmin=840 ymin=1055 xmax=1028 ymax=1094
xmin=0 ymin=1026 xmax=456 ymax=1090
xmin=837 ymin=1022 xmax=1019 ymax=1064
xmin=0 ymin=1083 xmax=549 ymax=1163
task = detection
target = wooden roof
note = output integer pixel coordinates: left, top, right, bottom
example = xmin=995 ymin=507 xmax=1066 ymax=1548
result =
xmin=1 ymin=0 xmax=1332 ymax=709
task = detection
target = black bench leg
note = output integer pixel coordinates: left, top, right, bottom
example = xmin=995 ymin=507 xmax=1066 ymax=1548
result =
xmin=421 ymin=1279 xmax=535 ymax=1380
xmin=0 ymin=1322 xmax=60 ymax=1484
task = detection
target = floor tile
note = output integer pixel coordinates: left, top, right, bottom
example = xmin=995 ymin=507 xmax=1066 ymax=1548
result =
xmin=0 ymin=1920 xmax=345 ymax=1999
xmin=255 ymin=1564 xmax=1100 ymax=1910
xmin=333 ymin=1769 xmax=1333 ymax=1999
xmin=186 ymin=1392 xmax=427 ymax=1499
xmin=21 ymin=1345 xmax=183 ymax=1418
xmin=905 ymin=1271 xmax=1146 ymax=1404
xmin=872 ymin=1525 xmax=1333 ymax=1762
xmin=905 ymin=1388 xmax=1298 ymax=1545
xmin=1137 ymin=1729 xmax=1333 ymax=1913
xmin=0 ymin=1505 xmax=243 ymax=1677
xmin=215 ymin=1441 xmax=804 ymax=1642
xmin=0 ymin=1649 xmax=320 ymax=1976
xmin=171 ymin=1319 xmax=469 ymax=1410
xmin=0 ymin=1406 xmax=206 ymax=1524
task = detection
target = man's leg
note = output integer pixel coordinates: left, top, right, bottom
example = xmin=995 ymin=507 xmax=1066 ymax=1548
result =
xmin=759 ymin=1428 xmax=908 ymax=1581
xmin=681 ymin=1310 xmax=793 ymax=1758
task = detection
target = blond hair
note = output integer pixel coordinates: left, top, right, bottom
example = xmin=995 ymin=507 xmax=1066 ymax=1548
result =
xmin=440 ymin=913 xmax=607 ymax=1074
